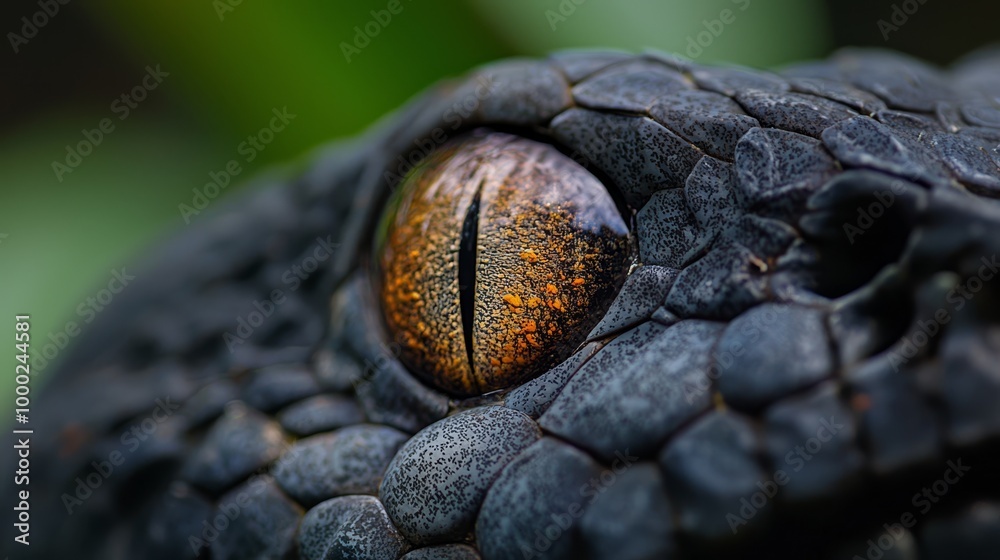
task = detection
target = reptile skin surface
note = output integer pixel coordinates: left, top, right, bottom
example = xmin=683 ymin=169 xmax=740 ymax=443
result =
xmin=5 ymin=48 xmax=1000 ymax=559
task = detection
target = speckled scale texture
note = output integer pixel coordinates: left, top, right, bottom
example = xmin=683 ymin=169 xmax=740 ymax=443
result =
xmin=380 ymin=406 xmax=541 ymax=545
xmin=6 ymin=47 xmax=1000 ymax=560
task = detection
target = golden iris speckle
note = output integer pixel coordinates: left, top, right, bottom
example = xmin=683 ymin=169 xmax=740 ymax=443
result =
xmin=377 ymin=131 xmax=629 ymax=396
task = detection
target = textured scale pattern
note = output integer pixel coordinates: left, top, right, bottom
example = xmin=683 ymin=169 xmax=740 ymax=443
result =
xmin=5 ymin=47 xmax=1000 ymax=559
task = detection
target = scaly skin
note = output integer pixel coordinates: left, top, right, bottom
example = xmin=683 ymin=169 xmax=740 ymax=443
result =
xmin=5 ymin=47 xmax=1000 ymax=559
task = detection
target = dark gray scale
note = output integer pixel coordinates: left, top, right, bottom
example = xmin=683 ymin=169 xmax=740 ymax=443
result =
xmin=765 ymin=240 xmax=828 ymax=305
xmin=457 ymin=59 xmax=572 ymax=126
xmin=688 ymin=65 xmax=790 ymax=96
xmin=475 ymin=437 xmax=603 ymax=560
xmin=66 ymin=182 xmax=310 ymax=373
xmin=127 ymin=482 xmax=213 ymax=560
xmin=401 ymin=544 xmax=482 ymax=560
xmin=920 ymin=502 xmax=1000 ymax=560
xmin=875 ymin=108 xmax=945 ymax=132
xmin=856 ymin=284 xmax=932 ymax=369
xmin=380 ymin=406 xmax=541 ymax=545
xmin=688 ymin=158 xmax=797 ymax=264
xmin=762 ymin=382 xmax=865 ymax=504
xmin=724 ymin=214 xmax=798 ymax=261
xmin=649 ymin=90 xmax=760 ymax=161
xmin=961 ymin=100 xmax=1000 ymax=128
xmin=936 ymin=307 xmax=1000 ymax=447
xmin=33 ymin=362 xmax=194 ymax=468
xmin=824 ymin=263 xmax=918 ymax=368
xmin=540 ymin=320 xmax=723 ymax=460
xmin=785 ymin=76 xmax=887 ymax=115
xmin=503 ymin=342 xmax=601 ymax=419
xmin=239 ymin=364 xmax=321 ymax=413
xmin=548 ymin=108 xmax=704 ymax=208
xmin=874 ymin=110 xmax=959 ymax=186
xmin=298 ymin=495 xmax=410 ymax=560
xmin=799 ymin=169 xmax=926 ymax=244
xmin=90 ymin=412 xmax=187 ymax=509
xmin=828 ymin=48 xmax=958 ymax=112
xmin=158 ymin=283 xmax=315 ymax=366
xmin=822 ymin=116 xmax=942 ymax=186
xmin=127 ymin=305 xmax=210 ymax=363
xmin=684 ymin=156 xmax=741 ymax=233
xmin=733 ymin=127 xmax=839 ymax=222
xmin=333 ymin=277 xmax=449 ymax=433
xmin=277 ymin=393 xmax=365 ymax=437
xmin=640 ymin=49 xmax=695 ymax=74
xmin=355 ymin=360 xmax=451 ymax=434
xmin=798 ymin=169 xmax=927 ymax=300
xmin=935 ymin=101 xmax=966 ymax=133
xmin=844 ymin=353 xmax=943 ymax=475
xmin=571 ymin=59 xmax=692 ymax=113
xmin=951 ymin=45 xmax=1000 ymax=95
xmin=179 ymin=402 xmax=288 ymax=495
xmin=273 ymin=424 xmax=408 ymax=507
xmin=314 ymin=348 xmax=364 ymax=392
xmin=904 ymin=182 xmax=1000 ymax=277
xmin=548 ymin=49 xmax=631 ymax=83
xmin=929 ymin=132 xmax=1000 ymax=196
xmin=228 ymin=293 xmax=329 ymax=370
xmin=650 ymin=306 xmax=679 ymax=325
xmin=659 ymin=410 xmax=771 ymax=542
xmin=959 ymin=127 xmax=1000 ymax=168
xmin=714 ymin=304 xmax=833 ymax=412
xmin=209 ymin=476 xmax=302 ymax=560
xmin=180 ymin=379 xmax=239 ymax=431
xmin=578 ymin=463 xmax=676 ymax=560
xmin=734 ymin=90 xmax=858 ymax=138
xmin=636 ymin=187 xmax=706 ymax=268
xmin=664 ymin=241 xmax=768 ymax=319
xmin=586 ymin=265 xmax=679 ymax=340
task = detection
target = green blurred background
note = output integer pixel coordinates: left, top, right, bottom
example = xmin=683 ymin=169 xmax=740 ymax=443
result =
xmin=1 ymin=0 xmax=997 ymax=406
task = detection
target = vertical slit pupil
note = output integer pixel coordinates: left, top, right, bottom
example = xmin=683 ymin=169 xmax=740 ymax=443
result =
xmin=458 ymin=181 xmax=483 ymax=386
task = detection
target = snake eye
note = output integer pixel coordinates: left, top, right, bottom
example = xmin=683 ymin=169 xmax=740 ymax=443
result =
xmin=375 ymin=131 xmax=630 ymax=396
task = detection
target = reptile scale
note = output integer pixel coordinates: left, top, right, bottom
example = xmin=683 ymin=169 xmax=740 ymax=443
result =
xmin=5 ymin=47 xmax=1000 ymax=559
